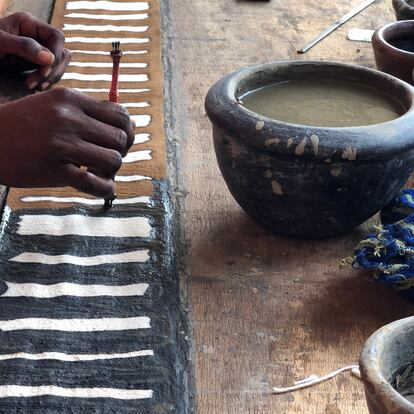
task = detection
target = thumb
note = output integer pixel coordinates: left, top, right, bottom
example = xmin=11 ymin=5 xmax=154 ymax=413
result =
xmin=0 ymin=32 xmax=54 ymax=65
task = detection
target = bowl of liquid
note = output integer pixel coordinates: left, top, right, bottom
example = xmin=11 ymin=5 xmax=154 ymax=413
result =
xmin=372 ymin=20 xmax=414 ymax=84
xmin=360 ymin=316 xmax=414 ymax=414
xmin=205 ymin=60 xmax=414 ymax=238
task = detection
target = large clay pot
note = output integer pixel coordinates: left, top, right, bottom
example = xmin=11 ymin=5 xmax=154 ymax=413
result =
xmin=205 ymin=60 xmax=414 ymax=238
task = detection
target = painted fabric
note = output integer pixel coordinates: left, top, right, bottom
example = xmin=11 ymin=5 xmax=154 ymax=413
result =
xmin=0 ymin=1 xmax=189 ymax=412
xmin=351 ymin=189 xmax=414 ymax=301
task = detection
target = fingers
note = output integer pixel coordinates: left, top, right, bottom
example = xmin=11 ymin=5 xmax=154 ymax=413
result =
xmin=79 ymin=116 xmax=129 ymax=155
xmin=80 ymin=97 xmax=135 ymax=154
xmin=69 ymin=92 xmax=135 ymax=154
xmin=67 ymin=140 xmax=123 ymax=179
xmin=26 ymin=48 xmax=71 ymax=90
xmin=10 ymin=12 xmax=68 ymax=89
xmin=61 ymin=163 xmax=114 ymax=197
xmin=0 ymin=30 xmax=54 ymax=68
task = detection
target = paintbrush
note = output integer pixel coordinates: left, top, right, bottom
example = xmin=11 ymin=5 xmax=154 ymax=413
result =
xmin=103 ymin=41 xmax=123 ymax=209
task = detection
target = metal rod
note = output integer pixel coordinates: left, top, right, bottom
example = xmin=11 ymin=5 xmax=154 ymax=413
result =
xmin=297 ymin=0 xmax=376 ymax=54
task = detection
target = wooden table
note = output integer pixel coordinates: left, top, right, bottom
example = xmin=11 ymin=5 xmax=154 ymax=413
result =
xmin=165 ymin=0 xmax=414 ymax=412
xmin=2 ymin=0 xmax=414 ymax=412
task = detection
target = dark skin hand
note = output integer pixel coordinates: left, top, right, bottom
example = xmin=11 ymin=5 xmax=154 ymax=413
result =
xmin=0 ymin=12 xmax=71 ymax=91
xmin=0 ymin=88 xmax=135 ymax=197
xmin=0 ymin=12 xmax=135 ymax=197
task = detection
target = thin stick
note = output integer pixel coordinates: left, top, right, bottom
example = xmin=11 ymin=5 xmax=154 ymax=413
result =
xmin=297 ymin=0 xmax=376 ymax=54
xmin=103 ymin=41 xmax=123 ymax=210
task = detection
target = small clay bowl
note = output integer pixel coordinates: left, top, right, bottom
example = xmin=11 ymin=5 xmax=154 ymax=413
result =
xmin=372 ymin=20 xmax=414 ymax=84
xmin=360 ymin=316 xmax=414 ymax=413
xmin=393 ymin=0 xmax=414 ymax=20
xmin=205 ymin=61 xmax=414 ymax=238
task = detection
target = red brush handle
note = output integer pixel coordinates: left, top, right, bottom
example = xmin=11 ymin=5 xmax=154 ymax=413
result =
xmin=109 ymin=53 xmax=121 ymax=103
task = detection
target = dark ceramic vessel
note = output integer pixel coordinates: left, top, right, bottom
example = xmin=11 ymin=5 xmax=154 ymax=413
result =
xmin=393 ymin=0 xmax=414 ymax=20
xmin=372 ymin=20 xmax=414 ymax=84
xmin=205 ymin=61 xmax=414 ymax=238
xmin=360 ymin=316 xmax=414 ymax=414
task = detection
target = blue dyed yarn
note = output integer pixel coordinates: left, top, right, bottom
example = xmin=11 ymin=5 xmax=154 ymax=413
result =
xmin=352 ymin=189 xmax=414 ymax=301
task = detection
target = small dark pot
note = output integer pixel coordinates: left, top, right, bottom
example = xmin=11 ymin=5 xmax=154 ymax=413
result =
xmin=372 ymin=21 xmax=414 ymax=85
xmin=360 ymin=316 xmax=414 ymax=414
xmin=393 ymin=0 xmax=414 ymax=21
xmin=205 ymin=61 xmax=414 ymax=238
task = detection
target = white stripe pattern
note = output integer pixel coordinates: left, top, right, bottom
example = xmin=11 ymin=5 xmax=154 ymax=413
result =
xmin=0 ymin=385 xmax=153 ymax=400
xmin=123 ymin=150 xmax=152 ymax=163
xmin=131 ymin=115 xmax=151 ymax=127
xmin=65 ymin=12 xmax=149 ymax=20
xmin=63 ymin=24 xmax=149 ymax=32
xmin=62 ymin=73 xmax=148 ymax=82
xmin=69 ymin=62 xmax=148 ymax=68
xmin=70 ymin=49 xmax=148 ymax=55
xmin=16 ymin=215 xmax=151 ymax=237
xmin=134 ymin=133 xmax=151 ymax=143
xmin=0 ymin=317 xmax=151 ymax=332
xmin=10 ymin=250 xmax=150 ymax=265
xmin=74 ymin=87 xmax=150 ymax=93
xmin=65 ymin=37 xmax=149 ymax=44
xmin=115 ymin=174 xmax=151 ymax=182
xmin=0 ymin=350 xmax=154 ymax=362
xmin=66 ymin=1 xmax=150 ymax=11
xmin=122 ymin=102 xmax=150 ymax=108
xmin=1 ymin=282 xmax=149 ymax=298
xmin=20 ymin=195 xmax=151 ymax=206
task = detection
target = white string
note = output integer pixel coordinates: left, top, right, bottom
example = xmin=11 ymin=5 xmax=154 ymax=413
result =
xmin=272 ymin=365 xmax=361 ymax=394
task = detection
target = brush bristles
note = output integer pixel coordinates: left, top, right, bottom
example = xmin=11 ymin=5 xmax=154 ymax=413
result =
xmin=111 ymin=41 xmax=121 ymax=53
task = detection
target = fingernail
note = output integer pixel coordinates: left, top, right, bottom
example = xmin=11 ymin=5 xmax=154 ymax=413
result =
xmin=28 ymin=81 xmax=38 ymax=90
xmin=37 ymin=50 xmax=54 ymax=65
xmin=41 ymin=66 xmax=52 ymax=78
xmin=41 ymin=82 xmax=50 ymax=90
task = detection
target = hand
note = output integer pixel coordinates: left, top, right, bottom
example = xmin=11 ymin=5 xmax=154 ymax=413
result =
xmin=0 ymin=12 xmax=70 ymax=91
xmin=0 ymin=88 xmax=135 ymax=197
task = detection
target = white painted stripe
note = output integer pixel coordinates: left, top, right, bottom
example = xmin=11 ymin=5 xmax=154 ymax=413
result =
xmin=20 ymin=195 xmax=151 ymax=206
xmin=62 ymin=73 xmax=148 ymax=82
xmin=123 ymin=150 xmax=152 ymax=163
xmin=70 ymin=49 xmax=148 ymax=55
xmin=10 ymin=250 xmax=150 ymax=266
xmin=121 ymin=102 xmax=150 ymax=108
xmin=69 ymin=62 xmax=147 ymax=68
xmin=1 ymin=282 xmax=149 ymax=298
xmin=66 ymin=1 xmax=149 ymax=11
xmin=115 ymin=174 xmax=151 ymax=182
xmin=16 ymin=215 xmax=151 ymax=238
xmin=63 ymin=23 xmax=148 ymax=33
xmin=0 ymin=385 xmax=153 ymax=400
xmin=133 ymin=133 xmax=150 ymax=143
xmin=0 ymin=317 xmax=151 ymax=331
xmin=74 ymin=87 xmax=150 ymax=93
xmin=65 ymin=12 xmax=149 ymax=20
xmin=0 ymin=350 xmax=153 ymax=362
xmin=65 ymin=37 xmax=149 ymax=44
xmin=131 ymin=114 xmax=151 ymax=127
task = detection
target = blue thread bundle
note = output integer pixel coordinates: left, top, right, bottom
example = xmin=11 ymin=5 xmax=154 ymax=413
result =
xmin=352 ymin=189 xmax=414 ymax=301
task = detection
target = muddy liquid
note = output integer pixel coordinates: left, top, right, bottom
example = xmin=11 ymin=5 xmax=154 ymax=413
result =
xmin=389 ymin=37 xmax=414 ymax=53
xmin=240 ymin=79 xmax=405 ymax=127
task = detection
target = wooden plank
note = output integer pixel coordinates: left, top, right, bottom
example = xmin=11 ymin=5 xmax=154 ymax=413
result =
xmin=165 ymin=0 xmax=414 ymax=413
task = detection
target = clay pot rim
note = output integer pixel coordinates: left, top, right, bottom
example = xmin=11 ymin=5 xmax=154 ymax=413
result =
xmin=205 ymin=60 xmax=414 ymax=161
xmin=359 ymin=316 xmax=414 ymax=411
xmin=374 ymin=20 xmax=414 ymax=57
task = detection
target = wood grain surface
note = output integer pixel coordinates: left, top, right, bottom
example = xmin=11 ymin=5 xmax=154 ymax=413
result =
xmin=165 ymin=0 xmax=414 ymax=413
